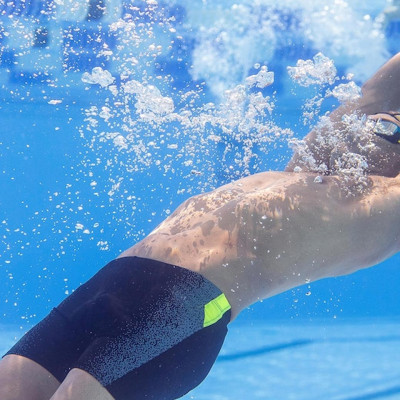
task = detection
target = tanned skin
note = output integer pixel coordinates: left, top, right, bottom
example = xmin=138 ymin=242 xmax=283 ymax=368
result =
xmin=121 ymin=172 xmax=400 ymax=320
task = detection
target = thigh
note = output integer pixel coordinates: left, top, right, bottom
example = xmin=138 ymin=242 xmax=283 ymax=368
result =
xmin=3 ymin=307 xmax=89 ymax=383
xmin=82 ymin=310 xmax=231 ymax=400
xmin=2 ymin=257 xmax=140 ymax=382
xmin=0 ymin=354 xmax=60 ymax=400
xmin=68 ymin=257 xmax=231 ymax=399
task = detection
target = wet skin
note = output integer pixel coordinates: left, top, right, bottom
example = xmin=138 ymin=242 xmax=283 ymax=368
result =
xmin=120 ymin=171 xmax=400 ymax=320
xmin=121 ymin=53 xmax=400 ymax=321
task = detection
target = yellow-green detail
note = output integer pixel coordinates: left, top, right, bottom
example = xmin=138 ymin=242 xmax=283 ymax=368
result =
xmin=203 ymin=293 xmax=231 ymax=327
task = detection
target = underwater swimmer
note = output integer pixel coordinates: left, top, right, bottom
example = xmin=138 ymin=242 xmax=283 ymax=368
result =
xmin=2 ymin=54 xmax=400 ymax=400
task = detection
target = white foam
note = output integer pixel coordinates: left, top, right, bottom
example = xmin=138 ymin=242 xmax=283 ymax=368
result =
xmin=124 ymin=80 xmax=175 ymax=117
xmin=245 ymin=67 xmax=275 ymax=89
xmin=287 ymin=53 xmax=337 ymax=87
xmin=81 ymin=67 xmax=115 ymax=88
xmin=329 ymin=81 xmax=362 ymax=103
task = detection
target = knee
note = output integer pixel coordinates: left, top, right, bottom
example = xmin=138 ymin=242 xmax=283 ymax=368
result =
xmin=50 ymin=368 xmax=114 ymax=400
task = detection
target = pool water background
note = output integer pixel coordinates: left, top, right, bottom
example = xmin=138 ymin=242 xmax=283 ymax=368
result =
xmin=1 ymin=0 xmax=400 ymax=398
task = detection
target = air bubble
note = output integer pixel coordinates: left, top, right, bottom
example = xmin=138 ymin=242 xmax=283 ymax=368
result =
xmin=314 ymin=176 xmax=323 ymax=183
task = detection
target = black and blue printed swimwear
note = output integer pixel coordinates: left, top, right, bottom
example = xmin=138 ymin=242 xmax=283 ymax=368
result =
xmin=3 ymin=256 xmax=231 ymax=400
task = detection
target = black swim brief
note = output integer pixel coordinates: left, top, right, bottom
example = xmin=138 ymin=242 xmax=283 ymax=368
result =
xmin=3 ymin=256 xmax=231 ymax=400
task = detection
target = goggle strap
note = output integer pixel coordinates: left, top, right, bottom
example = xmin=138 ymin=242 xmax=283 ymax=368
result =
xmin=375 ymin=131 xmax=400 ymax=144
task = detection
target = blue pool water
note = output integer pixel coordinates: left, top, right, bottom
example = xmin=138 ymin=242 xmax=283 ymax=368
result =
xmin=1 ymin=1 xmax=400 ymax=398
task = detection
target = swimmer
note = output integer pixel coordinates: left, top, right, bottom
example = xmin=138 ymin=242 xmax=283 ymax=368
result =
xmin=2 ymin=54 xmax=400 ymax=400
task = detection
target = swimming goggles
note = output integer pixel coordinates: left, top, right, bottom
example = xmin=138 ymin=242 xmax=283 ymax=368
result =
xmin=368 ymin=112 xmax=400 ymax=144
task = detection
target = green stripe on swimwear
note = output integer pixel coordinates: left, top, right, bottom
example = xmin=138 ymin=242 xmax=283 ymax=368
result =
xmin=203 ymin=293 xmax=231 ymax=328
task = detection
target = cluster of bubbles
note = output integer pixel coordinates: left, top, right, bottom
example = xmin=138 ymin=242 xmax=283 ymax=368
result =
xmin=79 ymin=61 xmax=287 ymax=183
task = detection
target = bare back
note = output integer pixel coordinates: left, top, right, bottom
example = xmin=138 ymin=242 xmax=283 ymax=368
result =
xmin=120 ymin=171 xmax=400 ymax=320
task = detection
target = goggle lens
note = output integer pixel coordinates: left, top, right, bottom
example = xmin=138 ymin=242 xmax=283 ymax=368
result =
xmin=369 ymin=112 xmax=400 ymax=144
xmin=373 ymin=119 xmax=400 ymax=136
